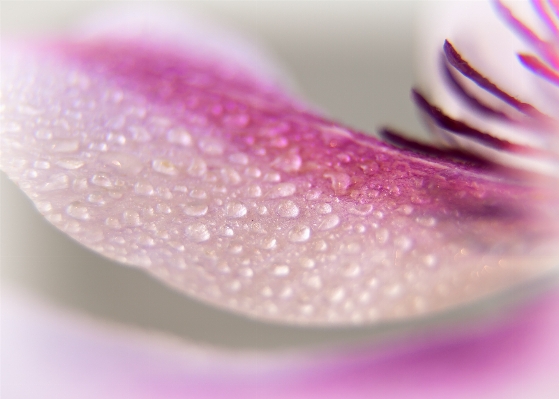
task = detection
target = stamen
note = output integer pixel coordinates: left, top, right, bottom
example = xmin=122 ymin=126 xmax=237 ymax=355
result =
xmin=380 ymin=128 xmax=494 ymax=168
xmin=495 ymin=0 xmax=559 ymax=69
xmin=518 ymin=53 xmax=559 ymax=85
xmin=442 ymin=59 xmax=511 ymax=120
xmin=412 ymin=90 xmax=549 ymax=157
xmin=444 ymin=40 xmax=543 ymax=117
xmin=532 ymin=0 xmax=559 ymax=38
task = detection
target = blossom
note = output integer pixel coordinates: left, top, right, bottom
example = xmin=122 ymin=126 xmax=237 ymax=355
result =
xmin=1 ymin=1 xmax=558 ymax=398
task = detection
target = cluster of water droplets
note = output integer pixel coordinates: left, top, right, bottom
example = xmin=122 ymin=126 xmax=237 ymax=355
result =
xmin=1 ymin=48 xmax=557 ymax=324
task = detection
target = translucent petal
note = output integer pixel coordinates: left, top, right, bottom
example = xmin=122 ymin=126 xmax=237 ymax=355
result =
xmin=1 ymin=9 xmax=558 ymax=325
xmin=4 ymin=287 xmax=559 ymax=398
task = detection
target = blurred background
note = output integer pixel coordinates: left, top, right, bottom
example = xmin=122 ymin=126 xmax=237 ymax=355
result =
xmin=1 ymin=1 xmax=428 ymax=349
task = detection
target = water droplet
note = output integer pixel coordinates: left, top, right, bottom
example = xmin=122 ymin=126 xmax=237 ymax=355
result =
xmin=34 ymin=129 xmax=52 ymax=140
xmin=318 ymin=214 xmax=340 ymax=230
xmin=261 ymin=286 xmax=273 ymax=298
xmin=166 ymin=127 xmax=192 ymax=146
xmin=218 ymin=226 xmax=234 ymax=237
xmin=239 ymin=267 xmax=253 ymax=278
xmin=106 ymin=132 xmax=126 ymax=145
xmin=268 ymin=183 xmax=296 ymax=198
xmin=272 ymin=153 xmax=302 ymax=172
xmin=134 ymin=182 xmax=154 ymax=196
xmin=399 ymin=205 xmax=414 ymax=215
xmin=189 ymin=188 xmax=207 ymax=199
xmin=376 ymin=228 xmax=389 ymax=244
xmin=152 ymin=159 xmax=178 ymax=176
xmin=330 ymin=287 xmax=346 ymax=303
xmin=91 ymin=173 xmax=112 ymax=187
xmin=33 ymin=160 xmax=50 ymax=170
xmin=129 ymin=126 xmax=152 ymax=142
xmin=50 ymin=140 xmax=79 ymax=153
xmin=226 ymin=202 xmax=247 ymax=218
xmin=183 ymin=203 xmax=208 ymax=217
xmin=421 ymin=254 xmax=438 ymax=269
xmin=349 ymin=204 xmax=373 ymax=215
xmin=66 ymin=202 xmax=90 ymax=220
xmin=395 ymin=236 xmax=413 ymax=252
xmin=261 ymin=237 xmax=277 ymax=250
xmin=416 ymin=216 xmax=437 ymax=227
xmin=221 ymin=167 xmax=242 ymax=185
xmin=99 ymin=152 xmax=143 ymax=175
xmin=288 ymin=225 xmax=311 ymax=242
xmin=229 ymin=153 xmax=248 ymax=165
xmin=198 ymin=137 xmax=224 ymax=155
xmin=187 ymin=158 xmax=207 ymax=177
xmin=304 ymin=275 xmax=322 ymax=289
xmin=56 ymin=159 xmax=84 ymax=170
xmin=244 ymin=184 xmax=262 ymax=198
xmin=276 ymin=200 xmax=299 ymax=218
xmin=273 ymin=265 xmax=290 ymax=277
xmin=316 ymin=203 xmax=332 ymax=214
xmin=38 ymin=174 xmax=69 ymax=191
xmin=324 ymin=172 xmax=351 ymax=194
xmin=36 ymin=201 xmax=52 ymax=213
xmin=385 ymin=284 xmax=403 ymax=298
xmin=263 ymin=172 xmax=281 ymax=182
xmin=87 ymin=193 xmax=105 ymax=205
xmin=137 ymin=234 xmax=155 ymax=247
xmin=343 ymin=263 xmax=361 ymax=278
xmin=244 ymin=166 xmax=261 ymax=178
xmin=156 ymin=203 xmax=172 ymax=214
xmin=301 ymin=258 xmax=315 ymax=268
xmin=186 ymin=223 xmax=210 ymax=242
xmin=122 ymin=210 xmax=142 ymax=226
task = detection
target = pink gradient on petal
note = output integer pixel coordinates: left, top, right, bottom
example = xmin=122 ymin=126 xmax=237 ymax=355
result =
xmin=3 ymin=287 xmax=559 ymax=398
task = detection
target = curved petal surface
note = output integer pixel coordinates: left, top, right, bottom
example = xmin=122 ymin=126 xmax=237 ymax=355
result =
xmin=1 ymin=6 xmax=558 ymax=325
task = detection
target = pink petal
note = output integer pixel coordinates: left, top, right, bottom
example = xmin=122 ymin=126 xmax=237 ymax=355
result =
xmin=3 ymin=286 xmax=559 ymax=398
xmin=1 ymin=7 xmax=558 ymax=325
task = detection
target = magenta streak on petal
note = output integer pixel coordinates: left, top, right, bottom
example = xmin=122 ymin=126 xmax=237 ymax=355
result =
xmin=532 ymin=0 xmax=559 ymax=38
xmin=4 ymin=287 xmax=559 ymax=398
xmin=494 ymin=0 xmax=559 ymax=70
xmin=2 ymin=35 xmax=559 ymax=324
xmin=412 ymin=90 xmax=551 ymax=157
xmin=443 ymin=40 xmax=544 ymax=118
xmin=519 ymin=52 xmax=559 ymax=86
xmin=56 ymin=40 xmax=540 ymax=218
xmin=441 ymin=59 xmax=512 ymax=121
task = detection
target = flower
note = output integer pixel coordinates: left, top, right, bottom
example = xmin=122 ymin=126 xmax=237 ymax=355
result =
xmin=1 ymin=1 xmax=558 ymax=398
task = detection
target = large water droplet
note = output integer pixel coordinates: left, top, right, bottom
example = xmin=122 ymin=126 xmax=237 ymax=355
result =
xmin=166 ymin=127 xmax=193 ymax=146
xmin=318 ymin=214 xmax=340 ymax=230
xmin=152 ymin=159 xmax=178 ymax=175
xmin=186 ymin=223 xmax=210 ymax=242
xmin=276 ymin=200 xmax=299 ymax=218
xmin=91 ymin=173 xmax=112 ymax=188
xmin=272 ymin=153 xmax=302 ymax=172
xmin=324 ymin=172 xmax=351 ymax=194
xmin=134 ymin=181 xmax=154 ymax=196
xmin=288 ymin=225 xmax=311 ymax=242
xmin=50 ymin=139 xmax=79 ymax=153
xmin=183 ymin=203 xmax=208 ymax=217
xmin=56 ymin=159 xmax=84 ymax=170
xmin=187 ymin=158 xmax=207 ymax=177
xmin=122 ymin=210 xmax=142 ymax=226
xmin=273 ymin=265 xmax=290 ymax=277
xmin=226 ymin=202 xmax=247 ymax=218
xmin=66 ymin=202 xmax=90 ymax=220
xmin=268 ymin=183 xmax=296 ymax=198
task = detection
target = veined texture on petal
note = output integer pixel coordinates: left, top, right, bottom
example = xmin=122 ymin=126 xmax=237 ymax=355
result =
xmin=1 ymin=7 xmax=558 ymax=325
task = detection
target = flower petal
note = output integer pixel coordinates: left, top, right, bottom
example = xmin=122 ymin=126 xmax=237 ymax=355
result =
xmin=1 ymin=8 xmax=558 ymax=324
xmin=3 ymin=286 xmax=559 ymax=398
